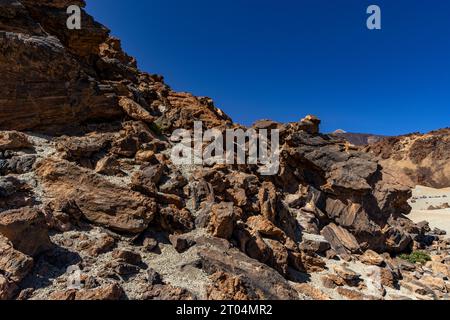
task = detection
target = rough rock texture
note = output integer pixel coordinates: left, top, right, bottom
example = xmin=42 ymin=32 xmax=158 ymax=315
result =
xmin=36 ymin=158 xmax=157 ymax=233
xmin=0 ymin=0 xmax=448 ymax=301
xmin=367 ymin=129 xmax=450 ymax=188
xmin=0 ymin=207 xmax=51 ymax=256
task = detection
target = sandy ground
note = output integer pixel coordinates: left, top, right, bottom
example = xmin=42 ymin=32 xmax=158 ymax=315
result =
xmin=408 ymin=185 xmax=450 ymax=234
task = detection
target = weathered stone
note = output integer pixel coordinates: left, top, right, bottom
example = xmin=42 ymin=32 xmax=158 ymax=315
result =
xmin=0 ymin=207 xmax=51 ymax=256
xmin=144 ymin=284 xmax=196 ymax=300
xmin=420 ymin=275 xmax=447 ymax=292
xmin=425 ymin=261 xmax=450 ymax=278
xmin=198 ymin=238 xmax=299 ymax=300
xmin=0 ymin=235 xmax=33 ymax=283
xmin=208 ymin=202 xmax=235 ymax=240
xmin=0 ymin=177 xmax=35 ymax=212
xmin=112 ymin=249 xmax=142 ymax=266
xmin=87 ymin=234 xmax=116 ymax=256
xmin=36 ymin=159 xmax=156 ymax=233
xmin=300 ymin=233 xmax=331 ymax=254
xmin=131 ymin=164 xmax=165 ymax=194
xmin=321 ymin=223 xmax=360 ymax=258
xmin=258 ymin=181 xmax=277 ymax=222
xmin=294 ymin=283 xmax=330 ymax=300
xmin=118 ymin=97 xmax=154 ymax=123
xmin=169 ymin=234 xmax=196 ymax=253
xmin=333 ymin=265 xmax=361 ymax=287
xmin=0 ymin=275 xmax=18 ymax=300
xmin=50 ymin=284 xmax=125 ymax=301
xmin=359 ymin=250 xmax=384 ymax=266
xmin=337 ymin=287 xmax=380 ymax=301
xmin=95 ymin=155 xmax=122 ymax=176
xmin=298 ymin=115 xmax=321 ymax=134
xmin=0 ymin=131 xmax=32 ymax=151
xmin=158 ymin=206 xmax=194 ymax=233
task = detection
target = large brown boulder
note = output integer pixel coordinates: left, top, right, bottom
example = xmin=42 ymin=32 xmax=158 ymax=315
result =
xmin=36 ymin=159 xmax=157 ymax=233
xmin=0 ymin=131 xmax=32 ymax=151
xmin=0 ymin=235 xmax=33 ymax=299
xmin=197 ymin=237 xmax=299 ymax=300
xmin=0 ymin=207 xmax=52 ymax=256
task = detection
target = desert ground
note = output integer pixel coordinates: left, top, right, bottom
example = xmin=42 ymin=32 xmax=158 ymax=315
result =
xmin=409 ymin=186 xmax=450 ymax=235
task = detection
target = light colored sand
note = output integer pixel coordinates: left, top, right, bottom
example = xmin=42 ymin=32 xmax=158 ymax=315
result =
xmin=409 ymin=209 xmax=450 ymax=235
xmin=408 ymin=185 xmax=450 ymax=234
xmin=409 ymin=185 xmax=450 ymax=210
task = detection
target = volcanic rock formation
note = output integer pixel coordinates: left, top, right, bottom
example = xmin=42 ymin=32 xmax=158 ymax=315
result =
xmin=1 ymin=0 xmax=449 ymax=300
xmin=367 ymin=129 xmax=450 ymax=189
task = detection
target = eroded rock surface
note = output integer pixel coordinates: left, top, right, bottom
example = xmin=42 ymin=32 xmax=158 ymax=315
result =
xmin=1 ymin=0 xmax=449 ymax=301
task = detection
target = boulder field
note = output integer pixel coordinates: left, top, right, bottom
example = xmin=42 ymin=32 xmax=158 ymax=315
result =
xmin=0 ymin=0 xmax=449 ymax=300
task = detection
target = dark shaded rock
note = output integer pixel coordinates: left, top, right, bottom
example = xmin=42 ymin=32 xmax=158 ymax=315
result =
xmin=197 ymin=237 xmax=299 ymax=300
xmin=169 ymin=234 xmax=196 ymax=253
xmin=36 ymin=159 xmax=156 ymax=233
xmin=0 ymin=207 xmax=51 ymax=256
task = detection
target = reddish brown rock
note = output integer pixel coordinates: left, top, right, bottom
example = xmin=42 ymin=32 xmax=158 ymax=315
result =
xmin=0 ymin=207 xmax=51 ymax=256
xmin=112 ymin=249 xmax=142 ymax=266
xmin=169 ymin=234 xmax=196 ymax=253
xmin=158 ymin=205 xmax=194 ymax=233
xmin=294 ymin=283 xmax=331 ymax=300
xmin=298 ymin=115 xmax=321 ymax=134
xmin=0 ymin=131 xmax=32 ymax=151
xmin=87 ymin=235 xmax=116 ymax=257
xmin=208 ymin=202 xmax=236 ymax=240
xmin=337 ymin=287 xmax=380 ymax=301
xmin=206 ymin=272 xmax=253 ymax=300
xmin=300 ymin=234 xmax=331 ymax=254
xmin=367 ymin=129 xmax=450 ymax=188
xmin=198 ymin=237 xmax=299 ymax=300
xmin=143 ymin=284 xmax=196 ymax=300
xmin=0 ymin=235 xmax=33 ymax=284
xmin=49 ymin=284 xmax=125 ymax=301
xmin=0 ymin=275 xmax=18 ymax=300
xmin=158 ymin=92 xmax=232 ymax=131
xmin=321 ymin=223 xmax=360 ymax=258
xmin=36 ymin=159 xmax=156 ymax=233
xmin=333 ymin=265 xmax=362 ymax=287
xmin=258 ymin=181 xmax=277 ymax=222
xmin=95 ymin=155 xmax=123 ymax=176
xmin=118 ymin=97 xmax=154 ymax=123
xmin=359 ymin=250 xmax=385 ymax=266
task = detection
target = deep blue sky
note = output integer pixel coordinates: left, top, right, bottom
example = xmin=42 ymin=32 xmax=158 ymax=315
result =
xmin=87 ymin=0 xmax=450 ymax=135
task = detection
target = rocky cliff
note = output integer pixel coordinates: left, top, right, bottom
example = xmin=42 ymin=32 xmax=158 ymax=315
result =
xmin=1 ymin=0 xmax=449 ymax=300
xmin=367 ymin=129 xmax=450 ymax=189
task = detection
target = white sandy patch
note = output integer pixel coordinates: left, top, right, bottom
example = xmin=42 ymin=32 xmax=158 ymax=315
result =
xmin=408 ymin=185 xmax=450 ymax=234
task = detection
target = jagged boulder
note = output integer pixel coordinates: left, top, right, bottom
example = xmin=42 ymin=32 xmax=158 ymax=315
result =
xmin=36 ymin=158 xmax=157 ymax=233
xmin=0 ymin=207 xmax=52 ymax=256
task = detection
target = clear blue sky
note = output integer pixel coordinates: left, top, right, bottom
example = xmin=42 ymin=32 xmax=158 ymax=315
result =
xmin=87 ymin=0 xmax=450 ymax=135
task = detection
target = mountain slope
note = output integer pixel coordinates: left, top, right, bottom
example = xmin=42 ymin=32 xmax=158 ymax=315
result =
xmin=367 ymin=128 xmax=450 ymax=188
xmin=0 ymin=0 xmax=449 ymax=301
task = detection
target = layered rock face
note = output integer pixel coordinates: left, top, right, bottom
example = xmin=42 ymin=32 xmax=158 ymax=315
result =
xmin=1 ymin=0 xmax=449 ymax=301
xmin=367 ymin=129 xmax=450 ymax=188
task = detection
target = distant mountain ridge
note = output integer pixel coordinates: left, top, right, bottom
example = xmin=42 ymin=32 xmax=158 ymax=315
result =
xmin=330 ymin=131 xmax=388 ymax=146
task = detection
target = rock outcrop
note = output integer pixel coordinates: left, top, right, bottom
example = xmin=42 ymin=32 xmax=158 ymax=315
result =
xmin=367 ymin=129 xmax=450 ymax=188
xmin=1 ymin=0 xmax=448 ymax=301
